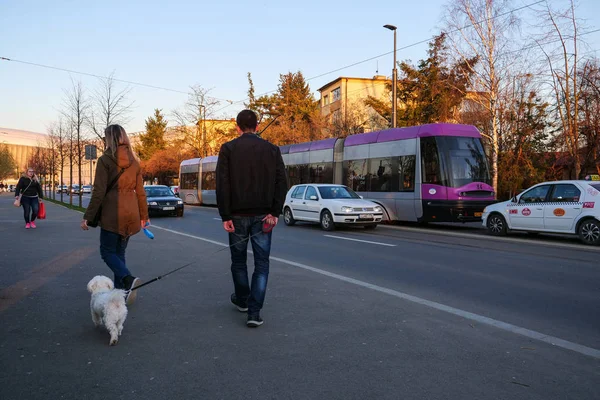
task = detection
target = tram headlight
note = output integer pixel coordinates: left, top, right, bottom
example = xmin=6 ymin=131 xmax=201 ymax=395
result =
xmin=341 ymin=206 xmax=353 ymax=213
xmin=148 ymin=201 xmax=158 ymax=206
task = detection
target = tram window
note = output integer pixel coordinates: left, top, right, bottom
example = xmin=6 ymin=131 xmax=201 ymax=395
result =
xmin=420 ymin=137 xmax=447 ymax=186
xmin=180 ymin=172 xmax=199 ymax=190
xmin=368 ymin=158 xmax=394 ymax=192
xmin=201 ymin=171 xmax=216 ymax=190
xmin=309 ymin=163 xmax=334 ymax=184
xmin=288 ymin=164 xmax=310 ymax=186
xmin=398 ymin=155 xmax=416 ymax=192
xmin=343 ymin=159 xmax=368 ymax=192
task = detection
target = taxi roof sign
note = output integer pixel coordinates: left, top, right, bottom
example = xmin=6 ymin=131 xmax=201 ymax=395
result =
xmin=584 ymin=174 xmax=600 ymax=181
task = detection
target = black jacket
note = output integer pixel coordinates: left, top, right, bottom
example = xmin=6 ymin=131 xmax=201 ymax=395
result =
xmin=216 ymin=133 xmax=287 ymax=221
xmin=15 ymin=176 xmax=43 ymax=199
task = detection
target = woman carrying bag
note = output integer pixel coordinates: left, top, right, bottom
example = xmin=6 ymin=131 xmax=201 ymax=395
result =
xmin=81 ymin=124 xmax=149 ymax=305
xmin=14 ymin=168 xmax=44 ymax=229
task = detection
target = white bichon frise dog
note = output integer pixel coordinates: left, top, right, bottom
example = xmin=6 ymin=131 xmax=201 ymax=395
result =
xmin=86 ymin=275 xmax=128 ymax=346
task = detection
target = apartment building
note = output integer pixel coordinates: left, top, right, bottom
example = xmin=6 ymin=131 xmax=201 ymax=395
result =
xmin=317 ymin=75 xmax=390 ymax=132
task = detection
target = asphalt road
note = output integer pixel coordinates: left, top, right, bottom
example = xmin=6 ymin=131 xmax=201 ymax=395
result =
xmin=1 ymin=193 xmax=598 ymax=400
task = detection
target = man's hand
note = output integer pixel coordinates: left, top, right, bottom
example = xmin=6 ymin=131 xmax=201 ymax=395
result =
xmin=141 ymin=219 xmax=151 ymax=229
xmin=262 ymin=214 xmax=278 ymax=226
xmin=223 ymin=220 xmax=235 ymax=233
xmin=81 ymin=219 xmax=89 ymax=231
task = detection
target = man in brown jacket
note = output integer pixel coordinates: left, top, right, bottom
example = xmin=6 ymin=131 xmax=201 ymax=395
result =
xmin=81 ymin=125 xmax=149 ymax=304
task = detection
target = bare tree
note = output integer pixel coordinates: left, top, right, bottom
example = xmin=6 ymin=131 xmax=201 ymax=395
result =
xmin=172 ymin=85 xmax=221 ymax=158
xmin=88 ymin=71 xmax=134 ymax=149
xmin=62 ymin=79 xmax=90 ymax=208
xmin=48 ymin=119 xmax=70 ymax=201
xmin=443 ymin=0 xmax=520 ymax=193
xmin=534 ymin=0 xmax=585 ymax=178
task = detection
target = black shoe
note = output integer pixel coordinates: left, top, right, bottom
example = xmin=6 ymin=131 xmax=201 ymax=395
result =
xmin=231 ymin=294 xmax=248 ymax=312
xmin=124 ymin=276 xmax=141 ymax=305
xmin=246 ymin=314 xmax=263 ymax=327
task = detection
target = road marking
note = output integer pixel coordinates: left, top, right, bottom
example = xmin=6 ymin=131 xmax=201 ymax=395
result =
xmin=0 ymin=246 xmax=96 ymax=313
xmin=213 ymin=218 xmax=221 ymax=221
xmin=324 ymin=234 xmax=396 ymax=247
xmin=379 ymin=224 xmax=600 ymax=252
xmin=151 ymin=224 xmax=600 ymax=360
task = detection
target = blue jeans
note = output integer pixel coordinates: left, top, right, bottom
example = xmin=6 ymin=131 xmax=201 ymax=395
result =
xmin=100 ymin=229 xmax=131 ymax=289
xmin=21 ymin=196 xmax=39 ymax=223
xmin=229 ymin=215 xmax=272 ymax=315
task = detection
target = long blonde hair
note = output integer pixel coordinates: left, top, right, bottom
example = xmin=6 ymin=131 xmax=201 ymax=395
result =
xmin=104 ymin=124 xmax=139 ymax=161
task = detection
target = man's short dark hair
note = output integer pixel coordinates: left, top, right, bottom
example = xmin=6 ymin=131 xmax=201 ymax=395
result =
xmin=236 ymin=109 xmax=258 ymax=132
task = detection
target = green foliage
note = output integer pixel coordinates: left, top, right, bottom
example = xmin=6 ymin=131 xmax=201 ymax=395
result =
xmin=137 ymin=109 xmax=168 ymax=160
xmin=366 ymin=33 xmax=477 ymax=126
xmin=246 ymin=71 xmax=324 ymax=144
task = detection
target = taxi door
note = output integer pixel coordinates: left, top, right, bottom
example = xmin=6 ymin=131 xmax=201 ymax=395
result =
xmin=510 ymin=184 xmax=551 ymax=230
xmin=543 ymin=183 xmax=584 ymax=232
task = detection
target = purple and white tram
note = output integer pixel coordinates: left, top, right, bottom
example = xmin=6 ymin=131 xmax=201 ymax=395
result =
xmin=281 ymin=123 xmax=496 ymax=223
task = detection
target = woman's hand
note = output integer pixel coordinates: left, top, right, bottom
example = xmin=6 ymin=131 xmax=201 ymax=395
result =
xmin=80 ymin=219 xmax=89 ymax=231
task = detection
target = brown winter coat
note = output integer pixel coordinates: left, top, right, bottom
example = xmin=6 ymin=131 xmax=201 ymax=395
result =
xmin=83 ymin=145 xmax=148 ymax=237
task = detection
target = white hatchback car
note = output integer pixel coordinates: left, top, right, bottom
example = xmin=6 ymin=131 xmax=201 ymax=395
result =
xmin=283 ymin=184 xmax=384 ymax=231
xmin=482 ymin=179 xmax=600 ymax=245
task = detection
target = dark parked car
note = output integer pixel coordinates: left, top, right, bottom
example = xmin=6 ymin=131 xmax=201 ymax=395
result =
xmin=144 ymin=185 xmax=184 ymax=217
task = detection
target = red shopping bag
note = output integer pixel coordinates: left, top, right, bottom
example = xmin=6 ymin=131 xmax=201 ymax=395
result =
xmin=38 ymin=201 xmax=46 ymax=219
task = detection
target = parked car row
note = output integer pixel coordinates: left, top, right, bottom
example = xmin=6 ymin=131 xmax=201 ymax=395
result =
xmin=55 ymin=185 xmax=92 ymax=194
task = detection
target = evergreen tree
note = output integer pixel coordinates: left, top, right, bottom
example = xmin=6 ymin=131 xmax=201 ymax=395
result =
xmin=138 ymin=109 xmax=167 ymax=160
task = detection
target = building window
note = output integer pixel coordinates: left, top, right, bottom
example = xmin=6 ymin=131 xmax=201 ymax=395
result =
xmin=323 ymin=94 xmax=329 ymax=106
xmin=332 ymin=109 xmax=342 ymax=124
xmin=332 ymin=87 xmax=341 ymax=102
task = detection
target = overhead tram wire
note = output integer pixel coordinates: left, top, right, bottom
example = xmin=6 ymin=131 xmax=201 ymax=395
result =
xmin=0 ymin=56 xmax=233 ymax=103
xmin=209 ymin=0 xmax=550 ymax=114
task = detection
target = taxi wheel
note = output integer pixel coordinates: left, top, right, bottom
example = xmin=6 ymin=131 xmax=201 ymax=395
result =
xmin=486 ymin=213 xmax=507 ymax=236
xmin=578 ymin=219 xmax=600 ymax=246
xmin=320 ymin=210 xmax=335 ymax=231
xmin=283 ymin=207 xmax=295 ymax=226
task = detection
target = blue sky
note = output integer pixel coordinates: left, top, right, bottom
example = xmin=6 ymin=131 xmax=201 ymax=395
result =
xmin=1 ymin=0 xmax=599 ymax=134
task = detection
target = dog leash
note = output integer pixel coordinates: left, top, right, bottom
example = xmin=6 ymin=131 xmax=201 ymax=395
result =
xmin=128 ymin=229 xmax=267 ymax=292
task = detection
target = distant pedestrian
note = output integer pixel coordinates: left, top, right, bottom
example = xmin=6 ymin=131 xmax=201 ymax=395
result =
xmin=216 ymin=109 xmax=287 ymax=327
xmin=14 ymin=168 xmax=44 ymax=229
xmin=81 ymin=124 xmax=149 ymax=305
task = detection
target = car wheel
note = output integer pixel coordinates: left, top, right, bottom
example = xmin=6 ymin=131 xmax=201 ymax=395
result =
xmin=364 ymin=224 xmax=377 ymax=230
xmin=320 ymin=210 xmax=335 ymax=231
xmin=578 ymin=219 xmax=600 ymax=246
xmin=176 ymin=208 xmax=184 ymax=217
xmin=283 ymin=207 xmax=295 ymax=226
xmin=486 ymin=213 xmax=507 ymax=236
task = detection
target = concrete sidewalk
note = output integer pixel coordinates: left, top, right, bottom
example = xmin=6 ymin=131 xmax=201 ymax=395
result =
xmin=0 ymin=193 xmax=597 ymax=400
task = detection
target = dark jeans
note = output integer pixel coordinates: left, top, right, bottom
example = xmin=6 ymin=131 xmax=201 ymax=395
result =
xmin=229 ymin=215 xmax=272 ymax=315
xmin=21 ymin=196 xmax=39 ymax=223
xmin=100 ymin=228 xmax=131 ymax=289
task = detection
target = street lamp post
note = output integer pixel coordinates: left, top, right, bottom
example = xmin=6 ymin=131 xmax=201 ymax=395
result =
xmin=384 ymin=24 xmax=397 ymax=128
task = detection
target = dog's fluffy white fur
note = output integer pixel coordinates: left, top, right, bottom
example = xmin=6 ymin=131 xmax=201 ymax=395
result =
xmin=86 ymin=275 xmax=128 ymax=346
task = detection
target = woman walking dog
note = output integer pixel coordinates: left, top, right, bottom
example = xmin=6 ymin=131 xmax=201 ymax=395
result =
xmin=81 ymin=124 xmax=149 ymax=305
xmin=14 ymin=168 xmax=44 ymax=229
